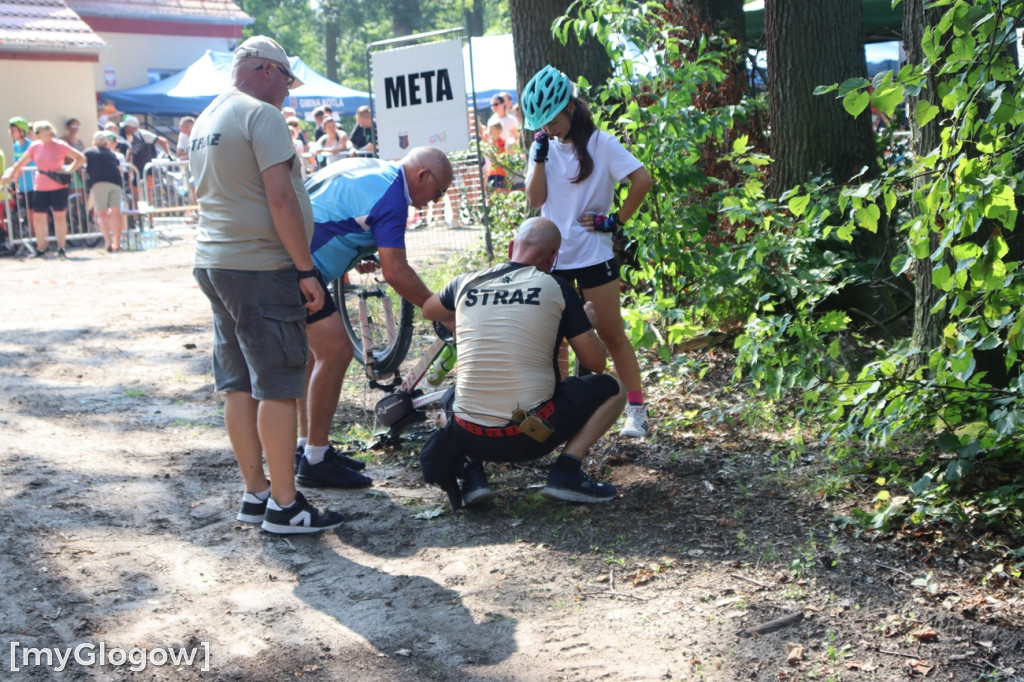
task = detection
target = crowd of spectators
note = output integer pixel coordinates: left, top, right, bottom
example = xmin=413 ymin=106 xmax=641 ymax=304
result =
xmin=2 ymin=101 xmax=375 ymax=254
xmin=285 ymin=104 xmax=378 ymax=178
xmin=1 ymin=109 xmax=183 ymax=256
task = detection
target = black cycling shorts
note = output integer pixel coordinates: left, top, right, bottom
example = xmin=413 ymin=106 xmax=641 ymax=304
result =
xmin=305 ymin=269 xmax=339 ymax=325
xmin=552 ymin=257 xmax=620 ymax=290
xmin=436 ymin=374 xmax=621 ymax=464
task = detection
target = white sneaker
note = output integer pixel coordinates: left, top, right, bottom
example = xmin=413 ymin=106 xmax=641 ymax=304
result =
xmin=620 ymin=404 xmax=649 ymax=438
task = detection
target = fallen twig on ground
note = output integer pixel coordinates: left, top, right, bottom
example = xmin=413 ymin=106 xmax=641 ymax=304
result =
xmin=730 ymin=573 xmax=769 ymax=589
xmin=743 ymin=611 xmax=804 ymax=637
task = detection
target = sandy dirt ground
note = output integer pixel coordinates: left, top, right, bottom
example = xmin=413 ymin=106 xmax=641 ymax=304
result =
xmin=1 ymin=234 xmax=1023 ymax=681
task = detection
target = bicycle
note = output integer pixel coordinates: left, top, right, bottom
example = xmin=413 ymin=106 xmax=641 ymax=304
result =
xmin=330 ymin=263 xmax=455 ymax=445
xmin=332 ymin=261 xmax=415 ymax=390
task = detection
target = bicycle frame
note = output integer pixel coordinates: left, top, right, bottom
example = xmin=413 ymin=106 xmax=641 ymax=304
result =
xmin=397 ymin=334 xmax=451 ymax=398
xmin=354 ymin=286 xmax=396 ymax=377
xmin=336 ymin=268 xmax=414 ymax=391
xmin=338 ymin=263 xmax=452 ymax=442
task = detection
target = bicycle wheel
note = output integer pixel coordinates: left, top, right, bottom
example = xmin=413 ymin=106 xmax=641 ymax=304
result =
xmin=334 ymin=269 xmax=415 ymax=377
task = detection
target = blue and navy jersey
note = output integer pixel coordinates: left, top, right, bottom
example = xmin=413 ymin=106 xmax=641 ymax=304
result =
xmin=305 ymin=158 xmax=410 ymax=253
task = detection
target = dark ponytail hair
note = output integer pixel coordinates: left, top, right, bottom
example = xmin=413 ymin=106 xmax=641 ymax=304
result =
xmin=566 ymin=96 xmax=595 ymax=184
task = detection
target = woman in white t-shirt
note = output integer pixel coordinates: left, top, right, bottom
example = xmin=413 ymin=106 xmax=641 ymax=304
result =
xmin=523 ymin=65 xmax=654 ymax=438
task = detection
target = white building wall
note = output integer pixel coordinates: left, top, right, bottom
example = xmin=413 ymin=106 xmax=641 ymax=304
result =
xmin=0 ymin=60 xmax=99 ymax=163
xmin=93 ymin=33 xmax=239 ymax=92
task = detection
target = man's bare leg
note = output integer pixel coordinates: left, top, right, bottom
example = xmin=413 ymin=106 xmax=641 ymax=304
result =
xmin=304 ymin=312 xmax=354 ymax=447
xmin=561 ymin=379 xmax=626 ymax=456
xmin=258 ymin=397 xmax=299 ymax=506
xmin=224 ymin=391 xmax=270 ymax=495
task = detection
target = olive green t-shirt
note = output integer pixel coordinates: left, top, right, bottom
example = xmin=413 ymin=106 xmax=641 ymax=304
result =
xmin=191 ymin=89 xmax=313 ymax=270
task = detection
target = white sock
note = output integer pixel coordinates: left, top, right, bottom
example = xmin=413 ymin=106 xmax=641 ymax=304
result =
xmin=266 ymin=497 xmax=297 ymax=511
xmin=297 ymin=437 xmax=308 ymax=449
xmin=242 ymin=485 xmax=271 ymax=504
xmin=304 ymin=444 xmax=329 ymax=465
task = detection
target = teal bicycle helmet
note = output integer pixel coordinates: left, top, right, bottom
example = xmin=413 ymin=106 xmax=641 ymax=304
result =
xmin=521 ymin=65 xmax=572 ymax=130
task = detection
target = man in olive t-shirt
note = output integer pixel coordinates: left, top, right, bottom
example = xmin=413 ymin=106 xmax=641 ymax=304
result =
xmin=190 ymin=35 xmax=341 ymax=535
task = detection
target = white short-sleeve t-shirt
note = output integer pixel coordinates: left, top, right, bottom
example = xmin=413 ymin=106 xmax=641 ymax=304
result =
xmin=526 ymin=129 xmax=642 ymax=270
xmin=176 ymin=131 xmax=190 ymax=157
xmin=190 ymin=89 xmax=312 ymax=271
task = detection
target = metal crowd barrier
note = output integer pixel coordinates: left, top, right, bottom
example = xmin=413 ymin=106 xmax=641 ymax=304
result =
xmin=2 ymin=167 xmax=100 ymax=253
xmin=2 ymin=151 xmax=488 ymax=260
xmin=2 ymin=158 xmax=198 ymax=254
xmin=401 ymin=150 xmax=493 ymax=270
xmin=138 ymin=158 xmax=198 ymax=223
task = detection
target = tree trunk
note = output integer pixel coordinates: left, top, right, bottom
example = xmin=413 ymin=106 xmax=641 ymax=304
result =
xmin=766 ymin=0 xmax=899 ymax=334
xmin=392 ymin=0 xmax=420 ymax=37
xmin=765 ymin=0 xmax=877 ymax=196
xmin=325 ymin=18 xmax=340 ymax=82
xmin=683 ymin=0 xmax=745 ymax=41
xmin=905 ymin=0 xmax=945 ymax=357
xmin=509 ymin=0 xmax=612 ymax=114
xmin=465 ymin=0 xmax=484 ymax=37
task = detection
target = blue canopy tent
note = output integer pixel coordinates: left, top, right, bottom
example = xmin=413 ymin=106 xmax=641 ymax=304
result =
xmin=103 ymin=50 xmax=371 ymax=119
xmin=286 ymin=60 xmax=372 ymax=119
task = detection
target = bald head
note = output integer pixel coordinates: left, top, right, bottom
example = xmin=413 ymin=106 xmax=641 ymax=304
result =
xmin=402 ymin=146 xmax=454 ymax=208
xmin=509 ymin=217 xmax=561 ymax=271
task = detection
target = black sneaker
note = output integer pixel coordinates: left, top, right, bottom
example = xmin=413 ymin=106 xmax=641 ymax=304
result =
xmin=460 ymin=461 xmax=496 ymax=508
xmin=33 ymin=248 xmax=48 ymax=258
xmin=541 ymin=465 xmax=617 ymax=503
xmin=261 ymin=492 xmax=344 ymax=534
xmin=296 ymin=447 xmax=372 ymax=489
xmin=237 ymin=490 xmax=268 ymax=524
xmin=295 ymin=443 xmax=366 ymax=472
xmin=57 ymin=248 xmax=67 ymax=259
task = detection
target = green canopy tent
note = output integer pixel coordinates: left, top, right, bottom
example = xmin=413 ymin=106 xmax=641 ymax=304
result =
xmin=743 ymin=0 xmax=904 ymax=45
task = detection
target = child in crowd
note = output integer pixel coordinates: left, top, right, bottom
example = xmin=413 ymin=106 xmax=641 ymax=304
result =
xmin=486 ymin=121 xmax=509 ymax=191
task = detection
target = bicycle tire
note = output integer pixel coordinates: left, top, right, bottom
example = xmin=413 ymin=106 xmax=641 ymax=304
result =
xmin=334 ymin=269 xmax=415 ymax=377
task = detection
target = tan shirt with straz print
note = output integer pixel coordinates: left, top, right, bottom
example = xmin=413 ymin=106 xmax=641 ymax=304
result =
xmin=439 ymin=263 xmax=592 ymax=427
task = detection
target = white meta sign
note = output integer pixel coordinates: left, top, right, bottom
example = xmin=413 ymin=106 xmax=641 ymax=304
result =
xmin=371 ymin=39 xmax=470 ymax=160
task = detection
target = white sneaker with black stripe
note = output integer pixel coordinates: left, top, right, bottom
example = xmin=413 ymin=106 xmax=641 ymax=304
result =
xmin=620 ymin=404 xmax=649 ymax=438
xmin=261 ymin=492 xmax=343 ymax=534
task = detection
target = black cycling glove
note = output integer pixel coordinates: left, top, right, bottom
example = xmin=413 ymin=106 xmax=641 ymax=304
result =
xmin=591 ymin=212 xmax=621 ymax=233
xmin=533 ymin=132 xmax=549 ymax=164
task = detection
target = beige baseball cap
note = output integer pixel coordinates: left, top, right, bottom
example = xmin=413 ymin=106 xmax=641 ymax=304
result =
xmin=233 ymin=35 xmax=303 ymax=89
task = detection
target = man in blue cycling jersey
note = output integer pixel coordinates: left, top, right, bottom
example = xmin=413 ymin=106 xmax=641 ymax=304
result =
xmin=296 ymin=146 xmax=453 ymax=489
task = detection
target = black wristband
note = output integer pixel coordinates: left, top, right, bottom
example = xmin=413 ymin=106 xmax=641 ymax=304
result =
xmin=297 ymin=268 xmax=317 ymax=280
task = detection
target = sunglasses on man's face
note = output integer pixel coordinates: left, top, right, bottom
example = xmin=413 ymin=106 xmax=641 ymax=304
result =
xmin=268 ymin=62 xmax=294 ymax=88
